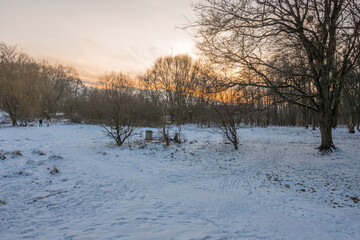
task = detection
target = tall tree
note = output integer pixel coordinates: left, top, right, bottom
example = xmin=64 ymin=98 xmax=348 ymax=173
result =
xmin=0 ymin=43 xmax=40 ymax=126
xmin=38 ymin=63 xmax=79 ymax=121
xmin=140 ymin=54 xmax=200 ymax=145
xmin=192 ymin=0 xmax=360 ymax=151
xmin=342 ymin=70 xmax=360 ymax=133
xmin=61 ymin=77 xmax=85 ymax=121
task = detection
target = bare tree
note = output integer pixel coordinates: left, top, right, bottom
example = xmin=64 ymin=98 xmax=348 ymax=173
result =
xmin=61 ymin=77 xmax=85 ymax=122
xmin=192 ymin=0 xmax=360 ymax=151
xmin=210 ymin=89 xmax=242 ymax=149
xmin=140 ymin=54 xmax=200 ymax=145
xmin=38 ymin=63 xmax=79 ymax=121
xmin=96 ymin=72 xmax=137 ymax=146
xmin=0 ymin=43 xmax=40 ymax=126
xmin=342 ymin=71 xmax=360 ymax=133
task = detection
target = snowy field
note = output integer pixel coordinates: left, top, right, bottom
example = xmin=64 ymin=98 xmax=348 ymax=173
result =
xmin=0 ymin=121 xmax=360 ymax=239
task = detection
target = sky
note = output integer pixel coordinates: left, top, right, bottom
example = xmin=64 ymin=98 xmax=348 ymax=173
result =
xmin=0 ymin=0 xmax=196 ymax=83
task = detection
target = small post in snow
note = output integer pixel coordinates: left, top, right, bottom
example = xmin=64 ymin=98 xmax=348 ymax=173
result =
xmin=145 ymin=130 xmax=153 ymax=141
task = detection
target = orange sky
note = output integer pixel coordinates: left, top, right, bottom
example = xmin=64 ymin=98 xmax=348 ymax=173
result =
xmin=0 ymin=0 xmax=196 ymax=84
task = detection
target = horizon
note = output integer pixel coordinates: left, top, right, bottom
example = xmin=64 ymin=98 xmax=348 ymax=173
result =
xmin=0 ymin=0 xmax=196 ymax=84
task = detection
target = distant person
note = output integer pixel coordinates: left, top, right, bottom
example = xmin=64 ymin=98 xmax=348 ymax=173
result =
xmin=39 ymin=119 xmax=43 ymax=127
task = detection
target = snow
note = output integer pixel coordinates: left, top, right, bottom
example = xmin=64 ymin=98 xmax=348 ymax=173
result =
xmin=0 ymin=122 xmax=359 ymax=239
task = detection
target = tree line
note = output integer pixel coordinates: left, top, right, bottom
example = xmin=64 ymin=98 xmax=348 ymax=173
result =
xmin=1 ymin=0 xmax=360 ymax=152
xmin=0 ymin=43 xmax=83 ymax=126
xmin=1 ymin=41 xmax=359 ymax=151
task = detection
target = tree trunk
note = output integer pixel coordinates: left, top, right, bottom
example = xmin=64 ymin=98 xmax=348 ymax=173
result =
xmin=348 ymin=114 xmax=355 ymax=133
xmin=304 ymin=107 xmax=309 ymax=129
xmin=332 ymin=108 xmax=339 ymax=129
xmin=348 ymin=124 xmax=355 ymax=133
xmin=318 ymin=84 xmax=336 ymax=152
xmin=9 ymin=113 xmax=17 ymax=126
xmin=318 ymin=117 xmax=336 ymax=152
xmin=162 ymin=124 xmax=170 ymax=146
xmin=116 ymin=125 xmax=121 ymax=146
xmin=311 ymin=112 xmax=316 ymax=130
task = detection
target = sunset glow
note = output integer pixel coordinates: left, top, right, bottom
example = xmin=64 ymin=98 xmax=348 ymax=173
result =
xmin=0 ymin=0 xmax=195 ymax=83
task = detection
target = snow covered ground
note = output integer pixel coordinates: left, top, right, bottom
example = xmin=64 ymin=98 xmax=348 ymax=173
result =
xmin=0 ymin=121 xmax=359 ymax=239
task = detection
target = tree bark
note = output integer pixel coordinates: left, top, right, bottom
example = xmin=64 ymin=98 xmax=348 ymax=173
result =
xmin=311 ymin=112 xmax=316 ymax=130
xmin=11 ymin=119 xmax=17 ymax=126
xmin=318 ymin=115 xmax=335 ymax=151
xmin=9 ymin=113 xmax=17 ymax=126
xmin=162 ymin=124 xmax=170 ymax=146
xmin=348 ymin=115 xmax=355 ymax=133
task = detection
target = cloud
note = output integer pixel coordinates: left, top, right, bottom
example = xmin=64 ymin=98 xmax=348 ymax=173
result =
xmin=82 ymin=38 xmax=98 ymax=46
